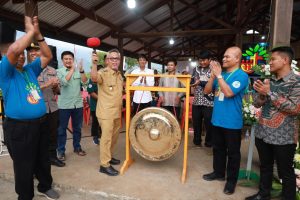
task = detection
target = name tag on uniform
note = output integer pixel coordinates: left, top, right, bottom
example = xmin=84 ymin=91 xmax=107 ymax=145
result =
xmin=218 ymin=92 xmax=224 ymax=101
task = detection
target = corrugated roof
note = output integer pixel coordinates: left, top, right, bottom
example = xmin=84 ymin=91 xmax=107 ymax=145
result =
xmin=68 ymin=18 xmax=110 ymax=37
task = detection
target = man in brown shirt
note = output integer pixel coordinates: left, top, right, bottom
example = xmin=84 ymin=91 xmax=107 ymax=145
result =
xmin=91 ymin=49 xmax=123 ymax=176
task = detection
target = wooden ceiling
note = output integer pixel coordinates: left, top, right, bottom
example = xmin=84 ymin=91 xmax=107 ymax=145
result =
xmin=0 ymin=0 xmax=299 ymax=63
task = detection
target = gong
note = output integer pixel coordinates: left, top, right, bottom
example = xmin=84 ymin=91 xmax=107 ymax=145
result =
xmin=129 ymin=107 xmax=182 ymax=161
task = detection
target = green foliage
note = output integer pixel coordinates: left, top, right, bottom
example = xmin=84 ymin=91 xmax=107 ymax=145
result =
xmin=97 ymin=51 xmax=107 ymax=66
xmin=125 ymin=56 xmax=138 ymax=70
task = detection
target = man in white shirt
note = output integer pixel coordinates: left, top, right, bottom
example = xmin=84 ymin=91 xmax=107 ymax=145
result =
xmin=130 ymin=54 xmax=154 ymax=115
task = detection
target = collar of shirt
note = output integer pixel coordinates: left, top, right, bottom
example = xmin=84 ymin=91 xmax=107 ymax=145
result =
xmin=105 ymin=66 xmax=120 ymax=75
xmin=271 ymin=71 xmax=294 ymax=82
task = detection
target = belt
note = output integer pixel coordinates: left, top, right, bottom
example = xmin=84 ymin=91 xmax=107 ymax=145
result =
xmin=6 ymin=115 xmax=47 ymax=123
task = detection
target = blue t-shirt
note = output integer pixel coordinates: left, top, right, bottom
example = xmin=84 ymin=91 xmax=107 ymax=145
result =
xmin=0 ymin=56 xmax=46 ymax=119
xmin=211 ymin=68 xmax=248 ymax=129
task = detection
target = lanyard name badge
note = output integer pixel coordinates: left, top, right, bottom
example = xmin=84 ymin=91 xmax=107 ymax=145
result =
xmin=21 ymin=71 xmax=41 ymax=101
xmin=217 ymin=68 xmax=238 ymax=102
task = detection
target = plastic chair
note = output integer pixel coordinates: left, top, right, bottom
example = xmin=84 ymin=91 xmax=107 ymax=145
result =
xmin=180 ymin=96 xmax=194 ymax=131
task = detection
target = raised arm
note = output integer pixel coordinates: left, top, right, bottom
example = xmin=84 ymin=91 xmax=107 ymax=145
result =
xmin=32 ymin=16 xmax=52 ymax=68
xmin=6 ymin=16 xmax=35 ymax=65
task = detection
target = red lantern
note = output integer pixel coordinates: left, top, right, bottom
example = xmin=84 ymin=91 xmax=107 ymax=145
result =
xmin=87 ymin=37 xmax=101 ymax=48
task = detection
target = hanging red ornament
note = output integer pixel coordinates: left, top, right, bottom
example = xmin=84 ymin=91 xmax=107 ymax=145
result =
xmin=87 ymin=37 xmax=101 ymax=48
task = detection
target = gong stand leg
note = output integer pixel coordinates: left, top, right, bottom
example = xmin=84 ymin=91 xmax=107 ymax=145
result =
xmin=120 ymin=78 xmax=134 ymax=175
xmin=181 ymin=86 xmax=190 ymax=183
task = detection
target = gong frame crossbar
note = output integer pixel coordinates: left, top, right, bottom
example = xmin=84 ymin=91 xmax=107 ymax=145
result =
xmin=120 ymin=74 xmax=191 ymax=183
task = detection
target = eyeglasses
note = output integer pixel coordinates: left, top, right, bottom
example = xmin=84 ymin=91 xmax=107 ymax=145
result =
xmin=107 ymin=57 xmax=120 ymax=62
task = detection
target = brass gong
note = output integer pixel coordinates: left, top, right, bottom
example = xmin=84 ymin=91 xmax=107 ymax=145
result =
xmin=129 ymin=107 xmax=182 ymax=161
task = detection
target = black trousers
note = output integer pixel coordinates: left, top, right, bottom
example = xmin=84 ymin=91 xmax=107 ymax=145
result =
xmin=132 ymin=102 xmax=151 ymax=116
xmin=90 ymin=110 xmax=102 ymax=138
xmin=162 ymin=106 xmax=180 ymax=120
xmin=3 ymin=116 xmax=52 ymax=200
xmin=212 ymin=125 xmax=241 ymax=184
xmin=192 ymin=105 xmax=213 ymax=145
xmin=47 ymin=110 xmax=59 ymax=159
xmin=255 ymin=138 xmax=296 ymax=199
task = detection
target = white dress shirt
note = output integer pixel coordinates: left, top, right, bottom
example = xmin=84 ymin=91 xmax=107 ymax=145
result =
xmin=131 ymin=67 xmax=154 ymax=103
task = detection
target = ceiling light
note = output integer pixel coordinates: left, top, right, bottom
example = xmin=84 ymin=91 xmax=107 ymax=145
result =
xmin=261 ymin=35 xmax=266 ymax=40
xmin=188 ymin=58 xmax=192 ymax=62
xmin=169 ymin=38 xmax=174 ymax=45
xmin=127 ymin=0 xmax=136 ymax=9
xmin=246 ymin=29 xmax=259 ymax=34
xmin=190 ymin=61 xmax=197 ymax=67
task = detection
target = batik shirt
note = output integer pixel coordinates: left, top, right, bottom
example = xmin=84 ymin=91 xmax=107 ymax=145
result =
xmin=254 ymin=72 xmax=300 ymax=145
xmin=191 ymin=66 xmax=214 ymax=107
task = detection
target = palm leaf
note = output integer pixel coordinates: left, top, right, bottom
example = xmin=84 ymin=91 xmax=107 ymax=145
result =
xmin=259 ymin=50 xmax=267 ymax=56
xmin=254 ymin=44 xmax=260 ymax=52
xmin=246 ymin=50 xmax=254 ymax=56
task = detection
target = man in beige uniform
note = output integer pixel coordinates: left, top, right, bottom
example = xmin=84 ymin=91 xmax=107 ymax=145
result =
xmin=91 ymin=49 xmax=123 ymax=176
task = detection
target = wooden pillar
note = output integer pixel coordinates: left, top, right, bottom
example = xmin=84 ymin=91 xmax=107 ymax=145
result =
xmin=147 ymin=47 xmax=151 ymax=69
xmin=270 ymin=0 xmax=293 ymax=48
xmin=118 ymin=37 xmax=124 ymax=75
xmin=25 ymin=0 xmax=38 ymax=16
xmin=235 ymin=31 xmax=243 ymax=48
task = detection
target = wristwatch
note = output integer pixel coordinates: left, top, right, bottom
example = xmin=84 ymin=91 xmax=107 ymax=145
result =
xmin=217 ymin=74 xmax=223 ymax=79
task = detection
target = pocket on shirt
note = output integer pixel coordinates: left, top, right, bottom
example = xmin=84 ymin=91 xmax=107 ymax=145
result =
xmin=73 ymin=73 xmax=81 ymax=79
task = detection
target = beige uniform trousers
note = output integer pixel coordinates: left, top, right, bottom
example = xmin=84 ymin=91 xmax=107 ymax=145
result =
xmin=98 ymin=118 xmax=121 ymax=167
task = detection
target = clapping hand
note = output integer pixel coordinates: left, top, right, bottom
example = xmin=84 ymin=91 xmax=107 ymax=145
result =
xmin=24 ymin=16 xmax=34 ymax=34
xmin=253 ymin=79 xmax=271 ymax=96
xmin=210 ymin=60 xmax=222 ymax=77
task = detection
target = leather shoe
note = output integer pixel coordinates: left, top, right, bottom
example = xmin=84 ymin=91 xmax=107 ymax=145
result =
xmin=109 ymin=158 xmax=120 ymax=165
xmin=223 ymin=182 xmax=235 ymax=195
xmin=99 ymin=165 xmax=119 ymax=176
xmin=50 ymin=158 xmax=65 ymax=167
xmin=203 ymin=172 xmax=225 ymax=181
xmin=245 ymin=193 xmax=270 ymax=200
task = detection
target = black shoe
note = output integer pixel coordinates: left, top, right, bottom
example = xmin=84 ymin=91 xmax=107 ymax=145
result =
xmin=203 ymin=172 xmax=225 ymax=181
xmin=50 ymin=158 xmax=66 ymax=167
xmin=109 ymin=158 xmax=120 ymax=165
xmin=223 ymin=182 xmax=236 ymax=195
xmin=245 ymin=193 xmax=270 ymax=200
xmin=99 ymin=165 xmax=119 ymax=176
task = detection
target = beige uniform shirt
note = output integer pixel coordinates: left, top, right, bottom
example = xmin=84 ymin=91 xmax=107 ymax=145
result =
xmin=96 ymin=67 xmax=123 ymax=119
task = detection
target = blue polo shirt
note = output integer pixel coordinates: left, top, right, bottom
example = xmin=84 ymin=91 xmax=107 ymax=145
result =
xmin=0 ymin=56 xmax=46 ymax=119
xmin=212 ymin=68 xmax=248 ymax=129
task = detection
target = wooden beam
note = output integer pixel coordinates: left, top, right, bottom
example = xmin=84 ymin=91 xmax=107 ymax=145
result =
xmin=0 ymin=0 xmax=9 ymax=6
xmin=55 ymin=0 xmax=119 ymax=31
xmin=57 ymin=15 xmax=85 ymax=34
xmin=100 ymin=0 xmax=171 ymax=40
xmin=118 ymin=29 xmax=236 ymax=38
xmin=178 ymin=0 xmax=235 ymax=29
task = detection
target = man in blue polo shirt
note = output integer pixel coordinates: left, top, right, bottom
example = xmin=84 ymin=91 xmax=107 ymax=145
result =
xmin=0 ymin=16 xmax=59 ymax=199
xmin=203 ymin=46 xmax=248 ymax=195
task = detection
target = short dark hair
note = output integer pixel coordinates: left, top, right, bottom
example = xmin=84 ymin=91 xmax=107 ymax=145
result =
xmin=138 ymin=54 xmax=148 ymax=61
xmin=108 ymin=48 xmax=120 ymax=55
xmin=271 ymin=46 xmax=294 ymax=64
xmin=198 ymin=50 xmax=212 ymax=59
xmin=61 ymin=51 xmax=74 ymax=60
xmin=0 ymin=51 xmax=2 ymax=61
xmin=166 ymin=58 xmax=177 ymax=66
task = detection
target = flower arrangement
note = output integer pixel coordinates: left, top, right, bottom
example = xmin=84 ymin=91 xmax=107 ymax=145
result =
xmin=292 ymin=60 xmax=300 ymax=75
xmin=242 ymin=95 xmax=259 ymax=126
xmin=252 ymin=64 xmax=272 ymax=79
xmin=294 ymin=144 xmax=300 ymax=199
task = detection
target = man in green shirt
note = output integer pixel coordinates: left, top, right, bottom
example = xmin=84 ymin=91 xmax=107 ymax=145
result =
xmin=56 ymin=51 xmax=88 ymax=161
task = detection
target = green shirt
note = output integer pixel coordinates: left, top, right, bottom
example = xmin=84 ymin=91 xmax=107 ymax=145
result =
xmin=56 ymin=67 xmax=83 ymax=109
xmin=87 ymin=79 xmax=98 ymax=111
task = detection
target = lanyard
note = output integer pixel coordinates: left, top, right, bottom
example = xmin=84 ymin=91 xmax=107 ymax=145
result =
xmin=217 ymin=68 xmax=239 ymax=91
xmin=18 ymin=70 xmax=34 ymax=89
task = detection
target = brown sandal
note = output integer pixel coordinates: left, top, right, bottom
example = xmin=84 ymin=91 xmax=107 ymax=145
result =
xmin=74 ymin=148 xmax=86 ymax=156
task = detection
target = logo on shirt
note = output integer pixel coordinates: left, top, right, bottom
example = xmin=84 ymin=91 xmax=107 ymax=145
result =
xmin=88 ymin=84 xmax=93 ymax=88
xmin=232 ymin=81 xmax=241 ymax=88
